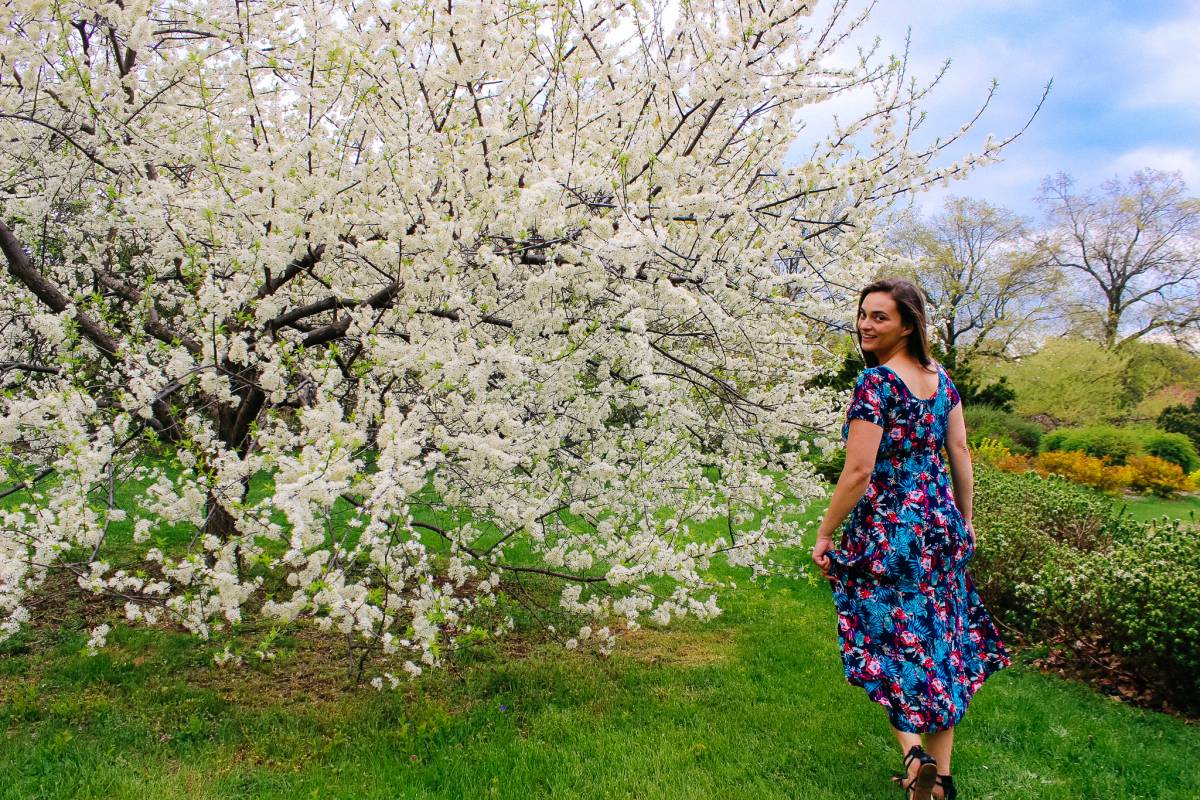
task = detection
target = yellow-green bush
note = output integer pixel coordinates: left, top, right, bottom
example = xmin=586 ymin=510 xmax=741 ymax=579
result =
xmin=964 ymin=405 xmax=1044 ymax=454
xmin=972 ymin=436 xmax=1012 ymax=466
xmin=1126 ymin=455 xmax=1194 ymax=497
xmin=1033 ymin=450 xmax=1131 ymax=495
xmin=973 ymin=437 xmax=1036 ymax=475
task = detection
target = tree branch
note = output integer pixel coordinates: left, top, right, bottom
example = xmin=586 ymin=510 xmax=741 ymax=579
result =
xmin=0 ymin=361 xmax=60 ymax=376
xmin=0 ymin=218 xmax=121 ymax=361
xmin=95 ymin=272 xmax=202 ymax=355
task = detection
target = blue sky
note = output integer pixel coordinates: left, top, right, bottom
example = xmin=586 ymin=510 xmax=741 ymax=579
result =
xmin=837 ymin=0 xmax=1200 ymax=217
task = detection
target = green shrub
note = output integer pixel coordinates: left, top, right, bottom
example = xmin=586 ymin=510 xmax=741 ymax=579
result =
xmin=973 ymin=462 xmax=1200 ymax=711
xmin=952 ymin=361 xmax=1017 ymax=412
xmin=1036 ymin=520 xmax=1200 ymax=709
xmin=1140 ymin=431 xmax=1200 ymax=473
xmin=972 ymin=465 xmax=1138 ymax=626
xmin=975 ymin=464 xmax=1137 ymax=552
xmin=1039 ymin=429 xmax=1066 ymax=451
xmin=1093 ymin=520 xmax=1200 ymax=704
xmin=964 ymin=404 xmax=1043 ymax=454
xmin=1038 ymin=425 xmax=1141 ymax=464
xmin=811 ymin=447 xmax=845 ymax=483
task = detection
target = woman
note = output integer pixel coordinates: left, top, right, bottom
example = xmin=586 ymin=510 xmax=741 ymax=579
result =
xmin=812 ymin=279 xmax=1010 ymax=800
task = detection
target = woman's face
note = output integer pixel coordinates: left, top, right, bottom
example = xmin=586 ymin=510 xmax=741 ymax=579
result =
xmin=857 ymin=291 xmax=912 ymax=357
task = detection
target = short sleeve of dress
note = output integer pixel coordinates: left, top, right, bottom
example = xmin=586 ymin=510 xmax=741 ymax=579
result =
xmin=943 ymin=366 xmax=962 ymax=410
xmin=846 ymin=369 xmax=886 ymax=428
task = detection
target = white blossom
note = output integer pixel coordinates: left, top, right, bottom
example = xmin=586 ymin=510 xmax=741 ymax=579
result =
xmin=0 ymin=0 xmax=1006 ymax=676
xmin=85 ymin=624 xmax=111 ymax=656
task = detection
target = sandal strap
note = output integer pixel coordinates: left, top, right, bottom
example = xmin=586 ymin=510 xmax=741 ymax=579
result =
xmin=903 ymin=744 xmax=934 ymax=772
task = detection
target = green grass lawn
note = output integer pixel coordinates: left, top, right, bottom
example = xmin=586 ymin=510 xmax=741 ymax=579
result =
xmin=3 ymin=567 xmax=1199 ymax=798
xmin=1117 ymin=493 xmax=1200 ymax=524
xmin=3 ymin=469 xmax=1199 ymax=799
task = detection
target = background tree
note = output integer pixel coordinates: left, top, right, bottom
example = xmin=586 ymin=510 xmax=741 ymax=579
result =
xmin=891 ymin=196 xmax=1059 ymax=370
xmin=1038 ymin=169 xmax=1200 ymax=349
xmin=994 ymin=337 xmax=1200 ymax=428
xmin=0 ymin=0 xmax=1011 ymax=674
xmin=1119 ymin=341 xmax=1200 ymax=421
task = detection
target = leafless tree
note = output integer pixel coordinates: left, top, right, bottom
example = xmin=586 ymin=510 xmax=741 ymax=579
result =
xmin=1038 ymin=170 xmax=1200 ymax=349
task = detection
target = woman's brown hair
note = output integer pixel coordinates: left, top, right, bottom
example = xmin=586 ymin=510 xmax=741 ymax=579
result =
xmin=856 ymin=278 xmax=935 ymax=369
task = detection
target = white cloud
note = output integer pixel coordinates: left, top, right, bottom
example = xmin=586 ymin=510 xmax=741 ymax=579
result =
xmin=785 ymin=2 xmax=1200 ymax=215
xmin=1123 ymin=3 xmax=1200 ymax=113
xmin=785 ymin=2 xmax=1059 ymax=213
xmin=1112 ymin=146 xmax=1200 ymax=189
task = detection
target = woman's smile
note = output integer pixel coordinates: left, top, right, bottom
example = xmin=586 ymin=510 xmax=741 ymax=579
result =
xmin=857 ymin=291 xmax=910 ymax=355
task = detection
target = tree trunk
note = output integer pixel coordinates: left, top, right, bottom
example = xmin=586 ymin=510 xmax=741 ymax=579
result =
xmin=1103 ymin=304 xmax=1121 ymax=349
xmin=202 ymin=381 xmax=266 ymax=542
xmin=942 ymin=322 xmax=958 ymax=371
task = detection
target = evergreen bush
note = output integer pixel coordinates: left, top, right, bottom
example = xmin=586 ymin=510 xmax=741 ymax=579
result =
xmin=1141 ymin=431 xmax=1200 ymax=473
xmin=1158 ymin=396 xmax=1200 ymax=451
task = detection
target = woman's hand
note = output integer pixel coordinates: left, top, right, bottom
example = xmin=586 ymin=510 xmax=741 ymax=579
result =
xmin=812 ymin=534 xmax=835 ymax=580
xmin=965 ymin=517 xmax=976 ymax=549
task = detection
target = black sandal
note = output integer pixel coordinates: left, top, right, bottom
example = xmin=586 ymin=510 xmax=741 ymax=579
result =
xmin=934 ymin=774 xmax=957 ymax=800
xmin=901 ymin=745 xmax=938 ymax=800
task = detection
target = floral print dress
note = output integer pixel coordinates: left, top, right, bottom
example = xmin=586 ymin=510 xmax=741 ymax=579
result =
xmin=828 ymin=364 xmax=1010 ymax=733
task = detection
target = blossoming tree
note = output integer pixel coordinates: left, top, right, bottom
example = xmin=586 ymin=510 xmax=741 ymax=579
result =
xmin=0 ymin=0 xmax=1008 ymax=676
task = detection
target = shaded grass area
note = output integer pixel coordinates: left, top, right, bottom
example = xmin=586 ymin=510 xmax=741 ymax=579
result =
xmin=1118 ymin=493 xmax=1200 ymax=524
xmin=0 ymin=455 xmax=610 ymax=583
xmin=3 ymin=572 xmax=1199 ymax=799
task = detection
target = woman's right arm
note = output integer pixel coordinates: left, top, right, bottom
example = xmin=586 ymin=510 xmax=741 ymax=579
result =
xmin=812 ymin=419 xmax=883 ymax=578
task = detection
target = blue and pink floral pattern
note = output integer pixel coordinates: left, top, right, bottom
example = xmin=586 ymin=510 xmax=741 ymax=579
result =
xmin=828 ymin=364 xmax=1009 ymax=733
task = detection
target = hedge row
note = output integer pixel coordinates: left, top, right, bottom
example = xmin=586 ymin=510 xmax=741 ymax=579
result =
xmin=972 ymin=464 xmax=1200 ymax=712
xmin=976 ymin=436 xmax=1196 ymax=497
xmin=1040 ymin=425 xmax=1200 ymax=473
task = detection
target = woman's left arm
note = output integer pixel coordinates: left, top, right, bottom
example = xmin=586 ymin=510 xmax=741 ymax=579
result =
xmin=944 ymin=403 xmax=975 ymax=541
xmin=812 ymin=419 xmax=883 ymax=578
